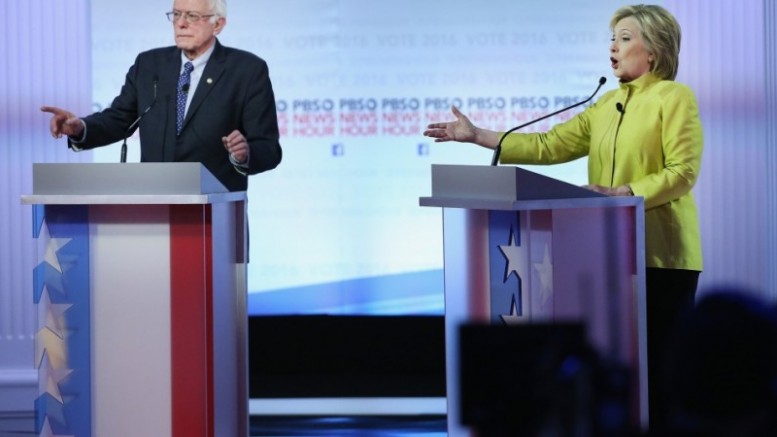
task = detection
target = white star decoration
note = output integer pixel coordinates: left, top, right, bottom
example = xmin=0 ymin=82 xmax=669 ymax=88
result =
xmin=35 ymin=327 xmax=67 ymax=371
xmin=498 ymin=228 xmax=522 ymax=282
xmin=37 ymin=220 xmax=72 ymax=273
xmin=533 ymin=244 xmax=554 ymax=306
xmin=39 ymin=417 xmax=74 ymax=437
xmin=38 ymin=286 xmax=72 ymax=338
xmin=500 ymin=295 xmax=523 ymax=325
xmin=38 ymin=351 xmax=73 ymax=404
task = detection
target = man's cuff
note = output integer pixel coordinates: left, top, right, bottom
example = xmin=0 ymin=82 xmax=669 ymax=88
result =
xmin=229 ymin=153 xmax=249 ymax=175
xmin=68 ymin=119 xmax=88 ymax=150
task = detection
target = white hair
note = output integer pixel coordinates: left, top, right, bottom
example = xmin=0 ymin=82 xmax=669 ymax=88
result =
xmin=208 ymin=0 xmax=227 ymax=19
xmin=171 ymin=0 xmax=227 ymax=22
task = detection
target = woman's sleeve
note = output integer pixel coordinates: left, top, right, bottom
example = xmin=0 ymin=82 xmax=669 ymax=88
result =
xmin=629 ymin=86 xmax=703 ymax=209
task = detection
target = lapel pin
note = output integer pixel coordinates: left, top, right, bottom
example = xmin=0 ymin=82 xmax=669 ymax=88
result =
xmin=207 ymin=78 xmax=213 ymax=84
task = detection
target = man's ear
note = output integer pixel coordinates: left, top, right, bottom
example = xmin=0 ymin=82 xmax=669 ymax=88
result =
xmin=213 ymin=17 xmax=226 ymax=35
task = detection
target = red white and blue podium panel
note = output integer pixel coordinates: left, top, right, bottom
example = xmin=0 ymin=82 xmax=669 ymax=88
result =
xmin=26 ymin=163 xmax=248 ymax=437
xmin=420 ymin=164 xmax=646 ymax=437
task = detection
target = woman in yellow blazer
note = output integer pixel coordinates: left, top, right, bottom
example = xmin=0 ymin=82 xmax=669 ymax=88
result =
xmin=424 ymin=4 xmax=702 ymax=432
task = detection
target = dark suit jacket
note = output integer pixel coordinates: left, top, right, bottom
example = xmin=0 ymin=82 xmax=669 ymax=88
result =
xmin=72 ymin=40 xmax=282 ymax=192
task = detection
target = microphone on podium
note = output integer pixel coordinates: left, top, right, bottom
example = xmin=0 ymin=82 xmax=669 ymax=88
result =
xmin=120 ymin=75 xmax=158 ymax=163
xmin=490 ymin=77 xmax=607 ymax=166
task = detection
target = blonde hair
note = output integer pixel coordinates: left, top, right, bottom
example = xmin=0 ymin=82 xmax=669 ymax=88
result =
xmin=610 ymin=4 xmax=681 ymax=80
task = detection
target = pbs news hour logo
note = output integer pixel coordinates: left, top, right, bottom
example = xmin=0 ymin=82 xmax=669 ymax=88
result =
xmin=275 ymin=95 xmax=591 ymax=138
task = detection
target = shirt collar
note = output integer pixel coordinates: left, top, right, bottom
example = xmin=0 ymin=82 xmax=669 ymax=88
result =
xmin=619 ymin=72 xmax=662 ymax=93
xmin=180 ymin=41 xmax=216 ymax=71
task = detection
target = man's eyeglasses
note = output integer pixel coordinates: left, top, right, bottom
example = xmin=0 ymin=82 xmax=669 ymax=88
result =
xmin=166 ymin=11 xmax=216 ymax=24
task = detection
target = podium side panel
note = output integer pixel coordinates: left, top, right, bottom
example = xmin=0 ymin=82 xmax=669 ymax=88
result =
xmin=551 ymin=206 xmax=638 ymax=362
xmin=550 ymin=205 xmax=644 ymax=424
xmin=210 ymin=201 xmax=248 ymax=437
xmin=89 ymin=205 xmax=173 ymax=437
xmin=442 ymin=208 xmax=490 ymax=437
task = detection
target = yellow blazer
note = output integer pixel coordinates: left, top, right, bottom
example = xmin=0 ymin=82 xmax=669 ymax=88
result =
xmin=500 ymin=73 xmax=703 ymax=270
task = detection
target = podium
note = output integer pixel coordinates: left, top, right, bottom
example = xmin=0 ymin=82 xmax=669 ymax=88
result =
xmin=22 ymin=163 xmax=249 ymax=437
xmin=420 ymin=164 xmax=647 ymax=436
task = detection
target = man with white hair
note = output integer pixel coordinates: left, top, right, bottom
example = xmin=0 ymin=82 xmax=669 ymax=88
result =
xmin=42 ymin=0 xmax=281 ymax=192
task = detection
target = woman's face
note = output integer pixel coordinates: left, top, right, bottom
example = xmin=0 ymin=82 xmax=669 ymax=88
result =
xmin=610 ymin=17 xmax=653 ymax=82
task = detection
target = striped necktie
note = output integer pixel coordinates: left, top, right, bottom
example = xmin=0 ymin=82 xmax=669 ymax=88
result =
xmin=176 ymin=62 xmax=194 ymax=135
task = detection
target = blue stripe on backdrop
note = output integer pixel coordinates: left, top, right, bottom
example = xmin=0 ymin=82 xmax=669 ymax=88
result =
xmin=248 ymin=270 xmax=444 ymax=315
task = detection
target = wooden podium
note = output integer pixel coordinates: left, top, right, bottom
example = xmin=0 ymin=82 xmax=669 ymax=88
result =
xmin=420 ymin=164 xmax=647 ymax=436
xmin=23 ymin=163 xmax=248 ymax=437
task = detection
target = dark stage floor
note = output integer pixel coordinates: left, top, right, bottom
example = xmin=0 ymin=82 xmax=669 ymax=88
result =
xmin=250 ymin=415 xmax=447 ymax=436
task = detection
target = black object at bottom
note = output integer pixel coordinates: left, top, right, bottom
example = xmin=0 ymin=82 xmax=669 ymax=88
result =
xmin=249 ymin=415 xmax=447 ymax=436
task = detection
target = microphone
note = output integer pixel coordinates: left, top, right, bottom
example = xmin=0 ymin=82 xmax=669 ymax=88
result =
xmin=615 ymin=102 xmax=625 ymax=114
xmin=490 ymin=77 xmax=607 ymax=166
xmin=181 ymin=83 xmax=190 ymax=94
xmin=121 ymin=75 xmax=158 ymax=163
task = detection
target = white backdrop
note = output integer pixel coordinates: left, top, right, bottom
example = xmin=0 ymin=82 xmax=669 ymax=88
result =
xmin=91 ymin=0 xmax=649 ymax=314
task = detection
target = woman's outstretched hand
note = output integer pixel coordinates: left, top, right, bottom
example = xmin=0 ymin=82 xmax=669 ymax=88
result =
xmin=423 ymin=106 xmax=478 ymax=144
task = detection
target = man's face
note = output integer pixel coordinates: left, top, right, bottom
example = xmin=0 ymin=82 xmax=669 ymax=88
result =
xmin=171 ymin=0 xmax=225 ymax=59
